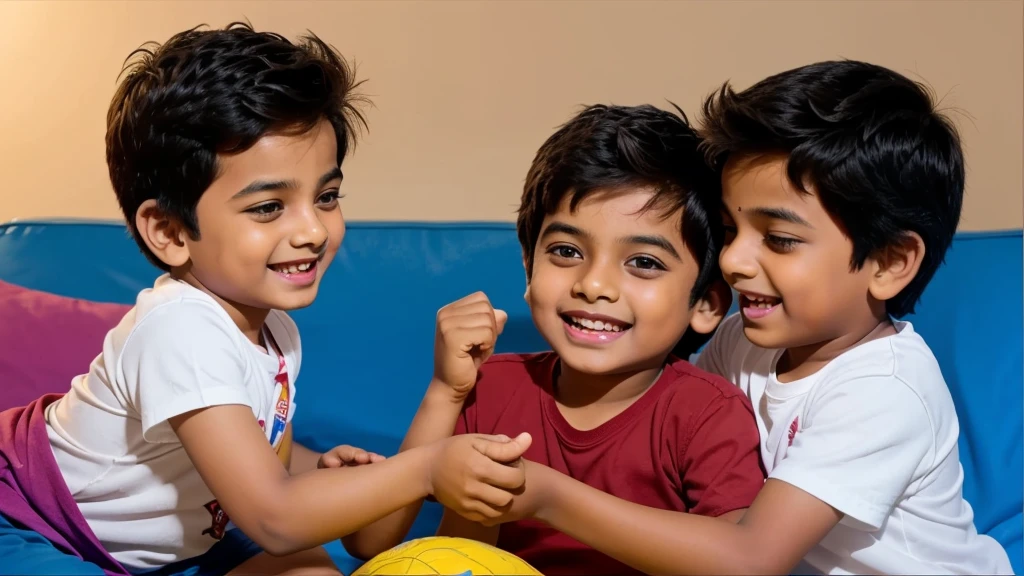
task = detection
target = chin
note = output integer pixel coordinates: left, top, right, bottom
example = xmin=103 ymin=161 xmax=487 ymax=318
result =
xmin=552 ymin=343 xmax=643 ymax=376
xmin=740 ymin=324 xmax=793 ymax=350
xmin=269 ymin=288 xmax=320 ymax=311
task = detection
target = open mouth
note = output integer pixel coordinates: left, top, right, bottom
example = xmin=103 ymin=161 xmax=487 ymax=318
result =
xmin=268 ymin=259 xmax=318 ymax=285
xmin=560 ymin=311 xmax=632 ymax=343
xmin=739 ymin=293 xmax=782 ymax=320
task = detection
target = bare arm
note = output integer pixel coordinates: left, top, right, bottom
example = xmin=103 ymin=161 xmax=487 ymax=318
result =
xmin=171 ymin=404 xmax=436 ymax=556
xmin=343 ymin=292 xmax=509 ymax=559
xmin=288 ymin=440 xmax=322 ymax=475
xmin=284 ymin=422 xmax=323 ymax=476
xmin=341 ymin=381 xmax=465 ymax=558
xmin=522 ymin=464 xmax=840 ymax=575
xmin=437 ymin=508 xmax=499 ymax=546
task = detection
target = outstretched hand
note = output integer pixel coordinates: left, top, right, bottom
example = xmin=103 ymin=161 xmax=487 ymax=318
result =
xmin=317 ymin=444 xmax=386 ymax=469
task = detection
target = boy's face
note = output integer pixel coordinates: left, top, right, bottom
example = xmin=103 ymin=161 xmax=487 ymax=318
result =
xmin=526 ymin=188 xmax=704 ymax=376
xmin=719 ymin=155 xmax=877 ymax=350
xmin=184 ymin=119 xmax=344 ymax=313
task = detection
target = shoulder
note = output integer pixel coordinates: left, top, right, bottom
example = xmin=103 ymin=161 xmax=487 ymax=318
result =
xmin=804 ymin=327 xmax=950 ymax=454
xmin=654 ymin=360 xmax=759 ymax=446
xmin=818 ymin=323 xmax=949 ymax=415
xmin=118 ymin=278 xmax=249 ymax=368
xmin=654 ymin=361 xmax=762 ymax=488
xmin=472 ymin=352 xmax=554 ymax=401
xmin=662 ymin=358 xmax=753 ymax=409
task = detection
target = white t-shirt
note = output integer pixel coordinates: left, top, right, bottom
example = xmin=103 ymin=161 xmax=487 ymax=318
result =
xmin=45 ymin=274 xmax=300 ymax=569
xmin=696 ymin=313 xmax=1013 ymax=575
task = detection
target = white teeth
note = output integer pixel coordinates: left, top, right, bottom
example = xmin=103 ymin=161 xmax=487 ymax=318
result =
xmin=272 ymin=262 xmax=313 ymax=274
xmin=569 ymin=316 xmax=622 ymax=332
xmin=745 ymin=295 xmax=779 ymax=308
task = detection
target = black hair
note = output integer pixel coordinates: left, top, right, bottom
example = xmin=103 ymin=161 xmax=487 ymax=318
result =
xmin=700 ymin=59 xmax=964 ymax=317
xmin=106 ymin=22 xmax=367 ymax=269
xmin=517 ymin=103 xmax=724 ymax=358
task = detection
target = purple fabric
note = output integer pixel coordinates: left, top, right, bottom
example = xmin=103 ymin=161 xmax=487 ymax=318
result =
xmin=0 ymin=280 xmax=129 ymax=411
xmin=0 ymin=393 xmax=130 ymax=575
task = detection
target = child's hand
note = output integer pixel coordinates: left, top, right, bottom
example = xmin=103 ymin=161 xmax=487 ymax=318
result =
xmin=433 ymin=292 xmax=509 ymax=398
xmin=427 ymin=432 xmax=532 ymax=523
xmin=317 ymin=445 xmax=386 ymax=469
xmin=478 ymin=458 xmax=557 ymax=527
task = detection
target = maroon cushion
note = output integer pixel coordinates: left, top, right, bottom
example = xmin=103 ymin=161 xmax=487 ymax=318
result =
xmin=0 ymin=280 xmax=129 ymax=411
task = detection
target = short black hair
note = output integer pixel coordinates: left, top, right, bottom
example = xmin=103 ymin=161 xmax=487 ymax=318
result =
xmin=106 ymin=22 xmax=367 ymax=270
xmin=517 ymin=103 xmax=723 ymax=358
xmin=700 ymin=59 xmax=964 ymax=317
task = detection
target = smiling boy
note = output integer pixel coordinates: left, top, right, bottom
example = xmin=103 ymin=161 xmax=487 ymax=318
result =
xmin=344 ymin=104 xmax=767 ymax=574
xmin=15 ymin=23 xmax=533 ymax=575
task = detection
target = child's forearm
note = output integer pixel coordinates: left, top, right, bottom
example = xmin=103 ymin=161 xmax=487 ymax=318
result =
xmin=538 ymin=474 xmax=754 ymax=574
xmin=259 ymin=446 xmax=435 ymax=556
xmin=342 ymin=381 xmax=465 ymax=559
xmin=531 ymin=466 xmax=834 ymax=575
xmin=288 ymin=441 xmax=321 ymax=475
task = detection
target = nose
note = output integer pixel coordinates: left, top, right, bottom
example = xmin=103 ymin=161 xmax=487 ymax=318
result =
xmin=572 ymin=258 xmax=619 ymax=303
xmin=719 ymin=237 xmax=758 ymax=282
xmin=289 ymin=205 xmax=330 ymax=255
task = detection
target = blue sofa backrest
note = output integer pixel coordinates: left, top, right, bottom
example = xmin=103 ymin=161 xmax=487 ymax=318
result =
xmin=0 ymin=219 xmax=1020 ymax=571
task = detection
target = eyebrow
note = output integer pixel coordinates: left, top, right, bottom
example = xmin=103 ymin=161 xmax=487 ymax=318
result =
xmin=751 ymin=206 xmax=813 ymax=228
xmin=232 ymin=166 xmax=344 ymax=199
xmin=724 ymin=203 xmax=813 ymax=228
xmin=539 ymin=221 xmax=681 ymax=261
xmin=539 ymin=221 xmax=590 ymax=240
xmin=621 ymin=234 xmax=682 ymax=261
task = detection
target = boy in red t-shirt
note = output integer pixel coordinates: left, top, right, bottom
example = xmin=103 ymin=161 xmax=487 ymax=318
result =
xmin=343 ymin=104 xmax=766 ymax=574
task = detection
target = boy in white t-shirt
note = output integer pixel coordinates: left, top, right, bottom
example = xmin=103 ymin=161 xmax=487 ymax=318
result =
xmin=37 ymin=23 xmax=532 ymax=575
xmin=470 ymin=61 xmax=1013 ymax=575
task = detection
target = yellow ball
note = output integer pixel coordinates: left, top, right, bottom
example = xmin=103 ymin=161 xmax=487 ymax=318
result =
xmin=352 ymin=536 xmax=542 ymax=576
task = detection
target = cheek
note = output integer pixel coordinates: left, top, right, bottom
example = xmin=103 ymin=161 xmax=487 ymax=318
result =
xmin=526 ymin=263 xmax=570 ymax=308
xmin=627 ymin=277 xmax=690 ymax=324
xmin=234 ymin=227 xmax=278 ymax=265
xmin=325 ymin=210 xmax=346 ymax=241
xmin=322 ymin=214 xmax=346 ymax=259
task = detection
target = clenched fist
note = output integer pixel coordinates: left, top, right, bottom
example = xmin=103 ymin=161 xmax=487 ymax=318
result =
xmin=433 ymin=292 xmax=508 ymax=399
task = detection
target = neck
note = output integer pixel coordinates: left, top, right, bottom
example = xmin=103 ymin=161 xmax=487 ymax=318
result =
xmin=173 ymin=270 xmax=270 ymax=347
xmin=556 ymin=360 xmax=664 ymax=408
xmin=778 ymin=312 xmax=895 ymax=382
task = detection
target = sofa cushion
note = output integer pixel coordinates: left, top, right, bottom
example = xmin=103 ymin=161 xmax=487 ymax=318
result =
xmin=0 ymin=279 xmax=129 ymax=412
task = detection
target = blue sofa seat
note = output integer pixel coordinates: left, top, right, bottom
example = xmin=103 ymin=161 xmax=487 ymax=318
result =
xmin=0 ymin=219 xmax=1020 ymax=573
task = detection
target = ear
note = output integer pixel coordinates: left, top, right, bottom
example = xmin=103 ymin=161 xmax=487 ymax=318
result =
xmin=135 ymin=199 xmax=191 ymax=269
xmin=689 ymin=279 xmax=732 ymax=335
xmin=868 ymin=232 xmax=925 ymax=303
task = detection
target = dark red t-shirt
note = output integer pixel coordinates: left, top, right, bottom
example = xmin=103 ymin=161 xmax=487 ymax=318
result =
xmin=454 ymin=352 xmax=766 ymax=575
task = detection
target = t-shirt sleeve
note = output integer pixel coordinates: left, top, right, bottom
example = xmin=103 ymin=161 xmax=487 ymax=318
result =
xmin=680 ymin=390 xmax=766 ymax=516
xmin=454 ymin=357 xmax=522 ymax=436
xmin=769 ymin=376 xmax=933 ymax=529
xmin=120 ymin=301 xmax=254 ymax=443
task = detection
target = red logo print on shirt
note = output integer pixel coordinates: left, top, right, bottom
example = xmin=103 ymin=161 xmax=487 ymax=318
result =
xmin=202 ymin=500 xmax=229 ymax=540
xmin=787 ymin=417 xmax=800 ymax=446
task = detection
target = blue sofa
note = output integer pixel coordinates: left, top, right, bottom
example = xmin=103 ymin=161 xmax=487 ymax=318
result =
xmin=0 ymin=218 xmax=1020 ymax=574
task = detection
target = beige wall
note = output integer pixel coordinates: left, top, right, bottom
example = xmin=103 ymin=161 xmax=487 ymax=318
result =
xmin=1 ymin=0 xmax=1020 ymax=231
